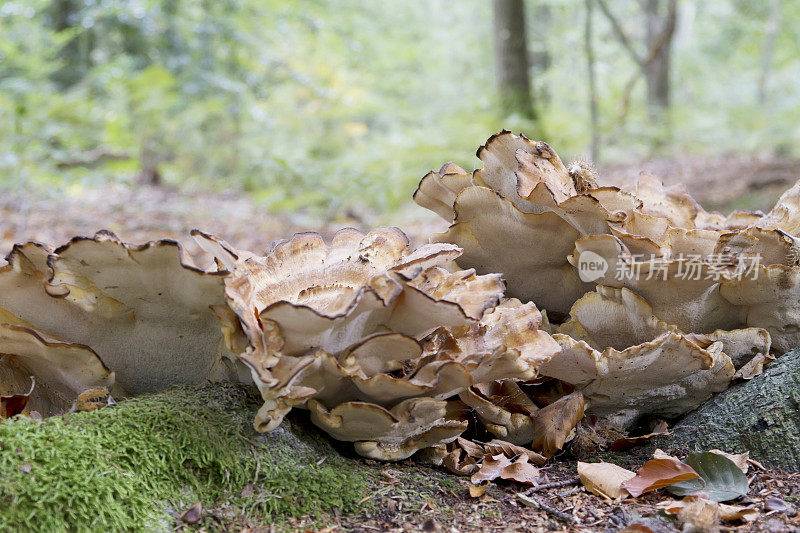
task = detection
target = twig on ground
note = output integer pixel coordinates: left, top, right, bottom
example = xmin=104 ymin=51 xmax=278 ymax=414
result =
xmin=251 ymin=446 xmax=261 ymax=484
xmin=517 ymin=493 xmax=576 ymax=524
xmin=523 ymin=477 xmax=581 ymax=495
xmin=557 ymin=486 xmax=582 ymax=498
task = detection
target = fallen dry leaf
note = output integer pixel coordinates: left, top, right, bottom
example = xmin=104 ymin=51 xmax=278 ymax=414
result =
xmin=764 ymin=497 xmax=794 ymax=514
xmin=443 ymin=448 xmax=476 ymax=476
xmin=708 ymin=449 xmax=749 ymax=473
xmin=0 ymin=377 xmax=34 ymax=419
xmin=484 ymin=439 xmax=547 ymax=465
xmin=456 ymin=437 xmax=484 ymax=459
xmin=622 ymin=458 xmax=701 ymax=497
xmin=471 ymin=454 xmax=513 ymax=484
xmin=180 ymin=502 xmax=202 ymax=524
xmin=531 ymin=391 xmax=585 ymax=457
xmin=658 ymin=497 xmax=758 ymax=523
xmin=577 ymin=461 xmax=636 ymax=500
xmin=675 ymin=496 xmax=720 ymax=532
xmin=470 ymin=453 xmax=540 ymax=486
xmin=734 ymin=353 xmax=772 ymax=380
xmin=468 ymin=483 xmax=487 ymax=498
xmin=653 ymin=448 xmax=680 ymax=461
xmin=500 ymin=456 xmax=541 ymax=485
xmin=610 ymin=420 xmax=669 ymax=451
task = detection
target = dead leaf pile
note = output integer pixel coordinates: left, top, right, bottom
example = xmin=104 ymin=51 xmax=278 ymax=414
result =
xmin=440 ymin=437 xmax=547 ymax=490
xmin=577 ymin=449 xmax=758 ymax=527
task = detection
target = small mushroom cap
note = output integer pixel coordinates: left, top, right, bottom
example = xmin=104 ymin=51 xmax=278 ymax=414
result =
xmin=307 ymin=397 xmax=468 ymax=461
xmin=756 ymin=179 xmax=800 ymax=234
xmin=413 ymin=163 xmax=474 ymax=222
xmin=473 ymin=130 xmax=574 ymax=207
xmin=628 ymin=174 xmax=711 ymax=229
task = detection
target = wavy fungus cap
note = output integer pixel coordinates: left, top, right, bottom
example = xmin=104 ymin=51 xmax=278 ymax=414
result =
xmin=0 ymin=232 xmax=245 ymax=397
xmin=539 ymin=286 xmax=770 ymax=428
xmin=414 ymin=131 xmax=641 ymax=316
xmin=0 ymin=323 xmax=117 ymax=417
xmin=200 ymin=227 xmax=560 ymax=459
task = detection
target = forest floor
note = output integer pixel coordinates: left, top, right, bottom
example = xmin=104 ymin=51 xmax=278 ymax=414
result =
xmin=5 ymin=383 xmax=799 ymax=533
xmin=330 ymin=459 xmax=800 ymax=532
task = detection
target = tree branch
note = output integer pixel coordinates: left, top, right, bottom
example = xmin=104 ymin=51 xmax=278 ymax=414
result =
xmin=595 ymin=0 xmax=645 ymax=68
xmin=642 ymin=0 xmax=677 ymax=66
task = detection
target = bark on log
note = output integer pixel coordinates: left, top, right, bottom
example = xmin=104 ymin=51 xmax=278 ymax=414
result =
xmin=658 ymin=349 xmax=800 ymax=471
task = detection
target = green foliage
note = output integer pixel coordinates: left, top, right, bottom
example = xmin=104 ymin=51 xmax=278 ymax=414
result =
xmin=667 ymin=451 xmax=750 ymax=502
xmin=1 ymin=0 xmax=799 ymax=215
xmin=0 ymin=384 xmax=372 ymax=531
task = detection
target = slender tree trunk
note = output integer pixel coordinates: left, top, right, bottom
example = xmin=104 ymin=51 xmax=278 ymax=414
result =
xmin=643 ymin=0 xmax=677 ymax=113
xmin=492 ymin=0 xmax=535 ymax=119
xmin=529 ymin=4 xmax=551 ymax=104
xmin=758 ymin=0 xmax=781 ymax=105
xmin=50 ymin=0 xmax=82 ymax=87
xmin=584 ymin=0 xmax=599 ymax=162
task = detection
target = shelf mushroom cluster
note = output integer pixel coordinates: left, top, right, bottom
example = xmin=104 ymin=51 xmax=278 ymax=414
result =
xmin=195 ymin=227 xmax=560 ymax=460
xmin=413 ymin=130 xmax=798 ymax=440
xmin=3 ymin=130 xmax=797 ymax=462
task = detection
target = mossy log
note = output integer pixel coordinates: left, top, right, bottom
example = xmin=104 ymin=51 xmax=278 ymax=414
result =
xmin=0 ymin=384 xmax=374 ymax=531
xmin=658 ymin=349 xmax=800 ymax=471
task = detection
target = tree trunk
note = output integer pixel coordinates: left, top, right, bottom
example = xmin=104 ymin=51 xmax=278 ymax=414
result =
xmin=658 ymin=350 xmax=800 ymax=471
xmin=758 ymin=0 xmax=782 ymax=105
xmin=492 ymin=0 xmax=535 ymax=119
xmin=50 ymin=0 xmax=82 ymax=87
xmin=643 ymin=0 xmax=677 ymax=113
xmin=584 ymin=0 xmax=600 ymax=162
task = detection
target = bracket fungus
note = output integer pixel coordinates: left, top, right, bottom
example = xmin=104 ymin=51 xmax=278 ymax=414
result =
xmin=199 ymin=227 xmax=560 ymax=460
xmin=412 ymin=131 xmax=800 ymax=443
xmin=539 ymin=286 xmax=770 ymax=428
xmin=0 ymin=232 xmax=246 ymax=410
xmin=414 ymin=131 xmax=640 ymax=316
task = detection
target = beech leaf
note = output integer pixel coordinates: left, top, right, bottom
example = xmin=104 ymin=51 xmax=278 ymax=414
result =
xmin=622 ymin=458 xmax=701 ymax=497
xmin=657 ymin=496 xmax=759 ymax=522
xmin=578 ymin=461 xmax=636 ymax=500
xmin=531 ymin=391 xmax=585 ymax=457
xmin=666 ymin=451 xmax=750 ymax=502
xmin=484 ymin=439 xmax=547 ymax=466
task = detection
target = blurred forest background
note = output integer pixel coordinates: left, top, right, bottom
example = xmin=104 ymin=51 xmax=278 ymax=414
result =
xmin=1 ymin=0 xmax=799 ymax=248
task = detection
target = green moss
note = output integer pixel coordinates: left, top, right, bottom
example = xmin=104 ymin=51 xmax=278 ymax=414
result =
xmin=0 ymin=384 xmax=372 ymax=532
